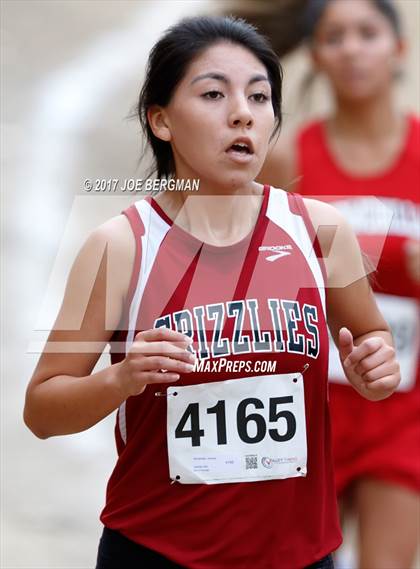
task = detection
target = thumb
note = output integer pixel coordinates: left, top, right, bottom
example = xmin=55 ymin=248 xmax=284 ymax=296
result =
xmin=338 ymin=327 xmax=354 ymax=362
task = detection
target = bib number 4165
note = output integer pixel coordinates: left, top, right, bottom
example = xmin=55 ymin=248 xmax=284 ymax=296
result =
xmin=174 ymin=397 xmax=296 ymax=447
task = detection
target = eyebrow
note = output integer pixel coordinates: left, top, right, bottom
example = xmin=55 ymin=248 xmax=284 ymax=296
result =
xmin=190 ymin=72 xmax=269 ymax=86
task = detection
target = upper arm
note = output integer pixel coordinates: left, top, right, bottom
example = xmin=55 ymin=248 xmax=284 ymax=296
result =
xmin=257 ymin=131 xmax=299 ymax=192
xmin=304 ymin=198 xmax=389 ymax=345
xmin=27 ymin=214 xmax=136 ymax=389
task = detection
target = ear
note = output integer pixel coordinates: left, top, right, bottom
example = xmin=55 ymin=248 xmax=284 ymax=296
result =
xmin=309 ymin=45 xmax=321 ymax=72
xmin=390 ymin=38 xmax=406 ymax=78
xmin=395 ymin=37 xmax=406 ymax=60
xmin=147 ymin=105 xmax=172 ymax=142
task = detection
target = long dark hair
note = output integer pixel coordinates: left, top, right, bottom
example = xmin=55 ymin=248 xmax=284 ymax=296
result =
xmin=137 ymin=15 xmax=283 ymax=178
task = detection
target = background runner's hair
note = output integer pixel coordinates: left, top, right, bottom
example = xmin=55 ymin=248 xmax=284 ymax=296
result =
xmin=226 ymin=0 xmax=402 ymax=59
xmin=136 ymin=15 xmax=283 ymax=178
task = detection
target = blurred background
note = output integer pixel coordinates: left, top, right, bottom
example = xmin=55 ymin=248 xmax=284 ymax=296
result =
xmin=1 ymin=1 xmax=419 ymax=567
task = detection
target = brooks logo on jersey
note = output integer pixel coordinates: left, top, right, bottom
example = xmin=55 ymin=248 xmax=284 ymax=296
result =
xmin=258 ymin=244 xmax=293 ymax=262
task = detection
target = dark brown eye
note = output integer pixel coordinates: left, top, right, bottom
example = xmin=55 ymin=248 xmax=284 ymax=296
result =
xmin=360 ymin=25 xmax=379 ymax=40
xmin=202 ymin=91 xmax=223 ymax=100
xmin=251 ymin=93 xmax=269 ymax=103
xmin=324 ymin=31 xmax=343 ymax=45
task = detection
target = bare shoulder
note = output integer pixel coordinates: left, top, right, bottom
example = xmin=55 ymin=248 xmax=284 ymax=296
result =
xmin=302 ymin=197 xmax=345 ymax=227
xmin=303 ymin=197 xmax=348 ymax=253
xmin=302 ymin=197 xmax=366 ymax=287
xmin=82 ymin=212 xmax=135 ymax=271
xmin=257 ymin=128 xmax=299 ymax=191
xmin=59 ymin=211 xmax=137 ymax=330
xmin=88 ymin=212 xmax=134 ymax=249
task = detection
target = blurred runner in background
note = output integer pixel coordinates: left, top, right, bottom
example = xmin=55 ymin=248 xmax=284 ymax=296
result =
xmin=246 ymin=1 xmax=420 ymax=568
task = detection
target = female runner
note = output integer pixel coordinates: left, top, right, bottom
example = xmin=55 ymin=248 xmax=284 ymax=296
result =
xmin=257 ymin=1 xmax=419 ymax=567
xmin=24 ymin=15 xmax=401 ymax=569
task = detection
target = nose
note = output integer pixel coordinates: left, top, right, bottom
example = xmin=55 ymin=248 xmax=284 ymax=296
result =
xmin=341 ymin=32 xmax=363 ymax=57
xmin=228 ymin=96 xmax=253 ymax=128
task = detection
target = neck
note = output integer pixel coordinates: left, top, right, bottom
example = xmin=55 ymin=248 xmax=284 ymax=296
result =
xmin=332 ymin=90 xmax=401 ymax=139
xmin=157 ymin=179 xmax=265 ymax=245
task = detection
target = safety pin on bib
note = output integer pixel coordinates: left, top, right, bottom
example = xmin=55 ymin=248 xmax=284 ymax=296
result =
xmin=155 ymin=390 xmax=178 ymax=397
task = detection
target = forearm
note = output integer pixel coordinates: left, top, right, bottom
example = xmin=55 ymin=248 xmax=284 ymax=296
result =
xmin=24 ymin=362 xmax=127 ymax=439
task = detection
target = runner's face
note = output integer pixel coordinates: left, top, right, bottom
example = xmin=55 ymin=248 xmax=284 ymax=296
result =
xmin=159 ymin=42 xmax=275 ymax=191
xmin=311 ymin=0 xmax=403 ymax=101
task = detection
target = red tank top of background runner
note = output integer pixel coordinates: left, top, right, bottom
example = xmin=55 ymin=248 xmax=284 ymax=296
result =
xmin=100 ymin=186 xmax=342 ymax=569
xmin=297 ymin=115 xmax=420 ymax=388
xmin=296 ymin=116 xmax=420 ymax=495
xmin=296 ymin=114 xmax=420 ymax=299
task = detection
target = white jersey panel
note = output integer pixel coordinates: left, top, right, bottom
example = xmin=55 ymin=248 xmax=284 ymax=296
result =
xmin=118 ymin=198 xmax=171 ymax=445
xmin=266 ymin=188 xmax=326 ymax=317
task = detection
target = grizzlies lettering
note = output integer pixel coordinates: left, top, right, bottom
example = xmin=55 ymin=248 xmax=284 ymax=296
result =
xmin=154 ymin=298 xmax=320 ymax=360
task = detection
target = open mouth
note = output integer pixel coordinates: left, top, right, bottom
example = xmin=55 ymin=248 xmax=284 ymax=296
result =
xmin=226 ymin=138 xmax=255 ymax=156
xmin=228 ymin=142 xmax=252 ymax=154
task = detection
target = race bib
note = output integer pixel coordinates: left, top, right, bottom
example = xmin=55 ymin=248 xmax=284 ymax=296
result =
xmin=166 ymin=373 xmax=307 ymax=484
xmin=329 ymin=294 xmax=419 ymax=391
